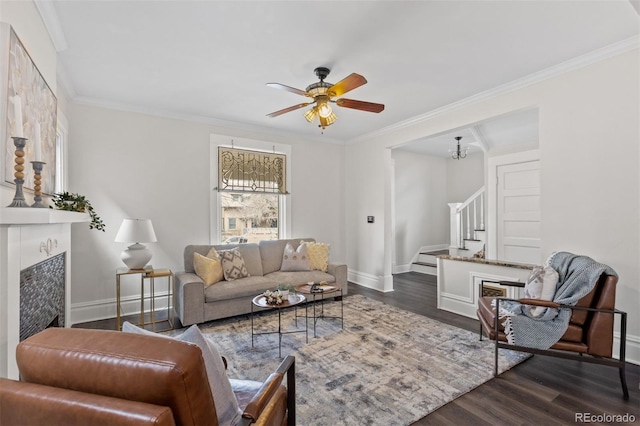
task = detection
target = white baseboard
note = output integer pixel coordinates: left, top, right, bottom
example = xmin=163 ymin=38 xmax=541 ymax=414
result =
xmin=70 ymin=291 xmax=171 ymax=326
xmin=394 ymin=263 xmax=411 ymax=274
xmin=348 ymin=270 xmax=394 ymax=292
xmin=615 ymin=332 xmax=640 ymax=366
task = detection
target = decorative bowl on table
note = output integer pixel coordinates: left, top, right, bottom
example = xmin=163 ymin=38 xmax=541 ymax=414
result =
xmin=262 ymin=290 xmax=284 ymax=305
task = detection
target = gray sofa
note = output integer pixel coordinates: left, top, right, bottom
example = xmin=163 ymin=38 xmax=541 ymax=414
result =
xmin=174 ymin=238 xmax=348 ymax=326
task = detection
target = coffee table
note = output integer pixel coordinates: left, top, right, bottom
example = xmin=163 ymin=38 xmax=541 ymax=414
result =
xmin=251 ymin=293 xmax=307 ymax=358
xmin=296 ymin=283 xmax=344 ymax=337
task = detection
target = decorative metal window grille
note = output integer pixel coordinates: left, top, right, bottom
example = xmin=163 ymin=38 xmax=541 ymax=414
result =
xmin=218 ymin=147 xmax=287 ymax=194
xmin=482 ymin=285 xmax=507 ymax=298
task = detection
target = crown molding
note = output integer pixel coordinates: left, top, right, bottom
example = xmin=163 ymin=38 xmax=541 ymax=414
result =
xmin=34 ymin=0 xmax=68 ymax=52
xmin=348 ymin=35 xmax=640 ymax=144
xmin=72 ymin=96 xmax=343 ymax=145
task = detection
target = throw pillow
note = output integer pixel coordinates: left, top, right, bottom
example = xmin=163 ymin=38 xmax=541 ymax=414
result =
xmin=194 ymin=248 xmax=224 ymax=287
xmin=280 ymin=243 xmax=311 ymax=272
xmin=219 ymin=249 xmax=250 ymax=281
xmin=523 ymin=266 xmax=544 ymax=299
xmin=122 ymin=322 xmax=242 ymax=426
xmin=300 ymin=241 xmax=330 ymax=272
xmin=523 ymin=265 xmax=559 ymax=317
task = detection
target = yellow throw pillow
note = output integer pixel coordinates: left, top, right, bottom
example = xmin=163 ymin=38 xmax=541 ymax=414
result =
xmin=301 ymin=241 xmax=330 ymax=272
xmin=194 ymin=249 xmax=224 ymax=287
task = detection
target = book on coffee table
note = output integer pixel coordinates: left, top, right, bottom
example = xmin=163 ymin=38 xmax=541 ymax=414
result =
xmin=299 ymin=283 xmax=336 ymax=293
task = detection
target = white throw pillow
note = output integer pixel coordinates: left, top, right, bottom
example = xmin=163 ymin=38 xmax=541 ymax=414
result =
xmin=122 ymin=322 xmax=242 ymax=426
xmin=523 ymin=265 xmax=559 ymax=317
xmin=523 ymin=266 xmax=544 ymax=299
xmin=280 ymin=243 xmax=311 ymax=272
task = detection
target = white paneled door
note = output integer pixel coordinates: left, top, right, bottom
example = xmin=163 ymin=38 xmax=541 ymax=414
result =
xmin=496 ymin=160 xmax=541 ymax=264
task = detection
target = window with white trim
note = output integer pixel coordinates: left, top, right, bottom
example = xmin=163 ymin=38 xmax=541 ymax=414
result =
xmin=217 ymin=146 xmax=286 ymax=243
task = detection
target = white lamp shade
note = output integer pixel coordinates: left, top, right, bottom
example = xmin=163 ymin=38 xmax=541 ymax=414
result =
xmin=115 ymin=219 xmax=157 ymax=243
xmin=115 ymin=219 xmax=157 ymax=270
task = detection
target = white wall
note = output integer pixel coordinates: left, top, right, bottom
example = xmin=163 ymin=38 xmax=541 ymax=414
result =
xmin=392 ymin=150 xmax=448 ymax=269
xmin=345 ymin=144 xmax=389 ymax=289
xmin=346 ymin=49 xmax=640 ymax=362
xmin=446 ymin=151 xmax=484 ymax=204
xmin=67 ymin=103 xmax=345 ymax=323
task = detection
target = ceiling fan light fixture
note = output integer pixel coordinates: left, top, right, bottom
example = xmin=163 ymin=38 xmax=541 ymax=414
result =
xmin=266 ymin=67 xmax=385 ymax=131
xmin=324 ymin=111 xmax=337 ymax=125
xmin=318 ymin=102 xmax=333 ymax=118
xmin=304 ymin=107 xmax=318 ymax=123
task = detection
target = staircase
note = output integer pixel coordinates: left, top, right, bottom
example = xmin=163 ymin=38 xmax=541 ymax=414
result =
xmin=411 ymin=249 xmax=449 ymax=275
xmin=448 ymin=186 xmax=486 ymax=257
xmin=410 ymin=187 xmax=486 ymax=276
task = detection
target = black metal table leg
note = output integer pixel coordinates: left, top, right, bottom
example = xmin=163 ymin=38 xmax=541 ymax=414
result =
xmin=251 ymin=301 xmax=254 ymax=348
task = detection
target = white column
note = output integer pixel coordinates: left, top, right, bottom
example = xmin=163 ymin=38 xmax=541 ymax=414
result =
xmin=448 ymin=203 xmax=462 ymax=250
xmin=466 ymin=206 xmax=471 ymax=240
xmin=473 ymin=199 xmax=477 ymax=236
xmin=480 ymin=192 xmax=485 ymax=230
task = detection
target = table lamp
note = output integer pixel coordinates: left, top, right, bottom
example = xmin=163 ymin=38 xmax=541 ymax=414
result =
xmin=115 ymin=218 xmax=157 ymax=269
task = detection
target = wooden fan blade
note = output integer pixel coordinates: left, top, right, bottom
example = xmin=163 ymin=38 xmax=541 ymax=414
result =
xmin=266 ymin=102 xmax=312 ymax=117
xmin=266 ymin=83 xmax=309 ymax=97
xmin=327 ymin=73 xmax=367 ymax=97
xmin=336 ymin=98 xmax=385 ymax=113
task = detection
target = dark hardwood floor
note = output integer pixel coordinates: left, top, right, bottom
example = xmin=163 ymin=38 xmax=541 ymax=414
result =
xmin=349 ymin=272 xmax=639 ymax=425
xmin=75 ymin=272 xmax=639 ymax=425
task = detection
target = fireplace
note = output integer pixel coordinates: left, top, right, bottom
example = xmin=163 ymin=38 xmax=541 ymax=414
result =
xmin=20 ymin=253 xmax=66 ymax=341
xmin=1 ymin=208 xmax=87 ymax=379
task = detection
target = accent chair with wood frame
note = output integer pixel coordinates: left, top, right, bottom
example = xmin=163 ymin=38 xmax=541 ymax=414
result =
xmin=477 ymin=273 xmax=629 ymax=399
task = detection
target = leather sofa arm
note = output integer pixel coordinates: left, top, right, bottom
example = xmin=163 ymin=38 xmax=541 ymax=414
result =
xmin=0 ymin=378 xmax=176 ymax=426
xmin=174 ymin=271 xmax=205 ymax=326
xmin=243 ymin=355 xmax=295 ymax=425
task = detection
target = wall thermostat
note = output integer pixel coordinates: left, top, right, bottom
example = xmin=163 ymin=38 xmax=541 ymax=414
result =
xmin=367 ymin=216 xmax=375 ymax=223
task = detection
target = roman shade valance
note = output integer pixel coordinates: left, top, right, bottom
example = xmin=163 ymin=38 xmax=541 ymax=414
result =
xmin=217 ymin=147 xmax=287 ymax=194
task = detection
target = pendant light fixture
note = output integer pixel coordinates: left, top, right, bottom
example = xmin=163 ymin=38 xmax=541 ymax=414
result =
xmin=450 ymin=136 xmax=468 ymax=160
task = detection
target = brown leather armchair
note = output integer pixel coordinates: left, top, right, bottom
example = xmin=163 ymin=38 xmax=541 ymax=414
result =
xmin=0 ymin=328 xmax=295 ymax=425
xmin=477 ymin=273 xmax=629 ymax=399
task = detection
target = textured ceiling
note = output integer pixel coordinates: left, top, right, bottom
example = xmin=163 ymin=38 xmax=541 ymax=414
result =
xmin=44 ymin=1 xmax=639 ymax=145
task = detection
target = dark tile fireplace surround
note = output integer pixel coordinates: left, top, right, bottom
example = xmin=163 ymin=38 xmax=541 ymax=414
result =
xmin=20 ymin=253 xmax=65 ymax=341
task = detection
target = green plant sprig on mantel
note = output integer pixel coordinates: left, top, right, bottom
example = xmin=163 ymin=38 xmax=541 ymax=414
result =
xmin=50 ymin=192 xmax=105 ymax=231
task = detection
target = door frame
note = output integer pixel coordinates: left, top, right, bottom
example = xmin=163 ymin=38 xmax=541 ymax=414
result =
xmin=486 ymin=149 xmax=540 ymax=260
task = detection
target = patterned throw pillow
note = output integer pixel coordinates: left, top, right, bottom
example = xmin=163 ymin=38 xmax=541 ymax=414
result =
xmin=524 ymin=265 xmax=559 ymax=317
xmin=219 ymin=249 xmax=250 ymax=281
xmin=280 ymin=243 xmax=311 ymax=272
xmin=194 ymin=248 xmax=224 ymax=287
xmin=300 ymin=241 xmax=330 ymax=272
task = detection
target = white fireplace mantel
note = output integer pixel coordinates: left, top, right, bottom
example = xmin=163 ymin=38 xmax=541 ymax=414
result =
xmin=0 ymin=207 xmax=90 ymax=225
xmin=0 ymin=208 xmax=88 ymax=379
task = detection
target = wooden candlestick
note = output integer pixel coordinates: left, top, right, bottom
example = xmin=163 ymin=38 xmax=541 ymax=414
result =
xmin=7 ymin=136 xmax=29 ymax=207
xmin=31 ymin=161 xmax=46 ymax=208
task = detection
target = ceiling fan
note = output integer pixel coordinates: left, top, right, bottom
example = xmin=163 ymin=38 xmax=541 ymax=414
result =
xmin=266 ymin=67 xmax=385 ymax=129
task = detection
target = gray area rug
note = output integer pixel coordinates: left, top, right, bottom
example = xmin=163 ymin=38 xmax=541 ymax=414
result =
xmin=171 ymin=295 xmax=529 ymax=425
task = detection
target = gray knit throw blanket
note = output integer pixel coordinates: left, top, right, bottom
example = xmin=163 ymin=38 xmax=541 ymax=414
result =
xmin=497 ymin=252 xmax=617 ymax=349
